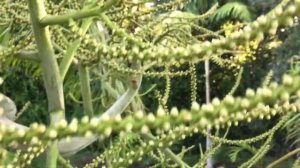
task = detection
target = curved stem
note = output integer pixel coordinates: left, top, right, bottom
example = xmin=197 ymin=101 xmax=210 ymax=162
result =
xmin=267 ymin=148 xmax=300 ymax=168
xmin=40 ymin=0 xmax=119 ymax=26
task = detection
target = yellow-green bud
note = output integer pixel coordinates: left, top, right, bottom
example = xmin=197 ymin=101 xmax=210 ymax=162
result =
xmin=224 ymin=95 xmax=234 ymax=105
xmin=246 ymin=89 xmax=255 ymax=98
xmin=282 ymin=75 xmax=293 ymax=86
xmin=241 ymin=98 xmax=250 ymax=109
xmin=191 ymin=101 xmax=200 ymax=111
xmin=170 ymin=107 xmax=179 ymax=116
xmin=212 ymin=98 xmax=221 ymax=106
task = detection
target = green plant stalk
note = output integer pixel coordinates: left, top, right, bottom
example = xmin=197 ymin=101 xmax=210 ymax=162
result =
xmin=195 ymin=128 xmax=230 ymax=168
xmin=239 ymin=134 xmax=273 ymax=168
xmin=59 ymin=40 xmax=81 ymax=80
xmin=163 ymin=148 xmax=191 ymax=168
xmin=47 ymin=141 xmax=59 ymax=168
xmin=79 ymin=64 xmax=94 ymax=117
xmin=58 ymin=154 xmax=73 ymax=168
xmin=27 ymin=0 xmax=65 ymax=114
xmin=40 ymin=0 xmax=120 ymax=26
xmin=27 ymin=0 xmax=65 ymax=167
xmin=59 ymin=19 xmax=93 ymax=81
xmin=227 ymin=67 xmax=243 ymax=96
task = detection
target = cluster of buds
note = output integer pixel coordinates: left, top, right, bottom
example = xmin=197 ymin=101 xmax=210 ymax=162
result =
xmin=13 ymin=144 xmax=46 ymax=167
xmin=64 ymin=0 xmax=300 ymax=67
xmin=111 ymin=125 xmax=193 ymax=167
xmin=0 ymin=74 xmax=299 ymax=154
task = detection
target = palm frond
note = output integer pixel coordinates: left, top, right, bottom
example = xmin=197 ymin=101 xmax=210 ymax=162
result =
xmin=283 ymin=113 xmax=300 ymax=146
xmin=211 ymin=2 xmax=254 ymax=22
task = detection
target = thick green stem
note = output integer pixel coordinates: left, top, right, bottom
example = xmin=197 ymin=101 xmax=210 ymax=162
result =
xmin=46 ymin=141 xmax=59 ymax=168
xmin=28 ymin=0 xmax=65 ymax=167
xmin=78 ymin=64 xmax=94 ymax=117
xmin=27 ymin=0 xmax=65 ymax=114
xmin=40 ymin=0 xmax=119 ymax=26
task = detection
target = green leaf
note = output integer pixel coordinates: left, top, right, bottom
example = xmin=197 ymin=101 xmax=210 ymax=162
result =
xmin=229 ymin=146 xmax=243 ymax=162
xmin=211 ymin=2 xmax=254 ymax=22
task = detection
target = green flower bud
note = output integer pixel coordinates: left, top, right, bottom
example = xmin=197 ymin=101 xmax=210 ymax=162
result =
xmin=141 ymin=125 xmax=149 ymax=134
xmin=282 ymin=75 xmax=293 ymax=86
xmin=170 ymin=107 xmax=179 ymax=116
xmin=241 ymin=98 xmax=250 ymax=109
xmin=280 ymin=92 xmax=290 ymax=101
xmin=246 ymin=89 xmax=255 ymax=98
xmin=135 ymin=110 xmax=144 ymax=119
xmin=201 ymin=104 xmax=214 ymax=113
xmin=257 ymin=15 xmax=267 ymax=25
xmin=147 ymin=113 xmax=156 ymax=122
xmin=48 ymin=129 xmax=58 ymax=139
xmin=191 ymin=101 xmax=200 ymax=111
xmin=212 ymin=98 xmax=221 ymax=106
xmin=224 ymin=95 xmax=235 ymax=105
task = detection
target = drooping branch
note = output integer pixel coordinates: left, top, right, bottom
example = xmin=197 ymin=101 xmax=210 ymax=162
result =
xmin=69 ymin=1 xmax=300 ymax=65
xmin=1 ymin=74 xmax=299 ymax=152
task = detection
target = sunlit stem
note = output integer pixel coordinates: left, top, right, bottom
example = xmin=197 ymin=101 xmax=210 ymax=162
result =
xmin=27 ymin=0 xmax=65 ymax=167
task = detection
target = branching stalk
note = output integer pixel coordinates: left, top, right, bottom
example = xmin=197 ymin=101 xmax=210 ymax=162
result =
xmin=28 ymin=0 xmax=65 ymax=166
xmin=40 ymin=0 xmax=120 ymax=26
